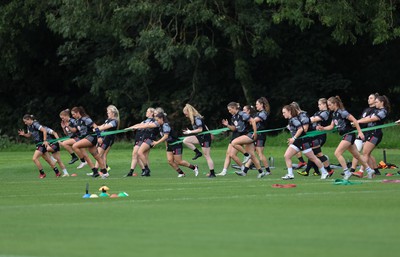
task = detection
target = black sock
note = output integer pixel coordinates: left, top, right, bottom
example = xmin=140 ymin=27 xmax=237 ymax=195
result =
xmin=209 ymin=169 xmax=215 ymax=175
xmin=80 ymin=158 xmax=85 ymax=162
xmin=71 ymin=153 xmax=77 ymax=158
xmin=325 ymin=165 xmax=332 ymax=172
xmin=53 ymin=167 xmax=59 ymax=174
xmin=298 ymin=157 xmax=305 ymax=163
xmin=265 ymin=167 xmax=271 ymax=173
xmin=39 ymin=169 xmax=45 ymax=175
xmin=258 ymin=169 xmax=263 ymax=174
xmin=312 ymin=163 xmax=319 ymax=173
xmin=177 ymin=168 xmax=184 ymax=174
xmin=194 ymin=148 xmax=201 ymax=154
xmin=244 ymin=153 xmax=249 ymax=157
xmin=101 ymin=168 xmax=107 ymax=174
xmin=92 ymin=167 xmax=98 ymax=174
xmin=129 ymin=169 xmax=134 ymax=174
xmin=305 ymin=160 xmax=313 ymax=172
xmin=350 ymin=168 xmax=356 ymax=173
xmin=243 ymin=167 xmax=249 ymax=173
xmin=189 ymin=164 xmax=195 ymax=170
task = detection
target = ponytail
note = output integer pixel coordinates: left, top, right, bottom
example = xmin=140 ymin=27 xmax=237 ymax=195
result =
xmin=328 ymin=96 xmax=344 ymax=109
xmin=23 ymin=114 xmax=35 ymax=120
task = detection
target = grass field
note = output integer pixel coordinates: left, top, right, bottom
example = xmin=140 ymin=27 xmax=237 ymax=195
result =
xmin=1 ymin=144 xmax=400 ymax=257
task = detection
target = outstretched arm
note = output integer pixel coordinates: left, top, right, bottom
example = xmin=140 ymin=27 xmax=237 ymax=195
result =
xmin=152 ymin=134 xmax=169 ymax=147
xmin=18 ymin=129 xmax=31 ymax=138
xmin=317 ymin=121 xmax=334 ymax=131
xmin=348 ymin=114 xmax=364 ymax=140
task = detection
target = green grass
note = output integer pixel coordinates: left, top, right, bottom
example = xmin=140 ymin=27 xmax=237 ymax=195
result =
xmin=1 ymin=145 xmax=400 ymax=257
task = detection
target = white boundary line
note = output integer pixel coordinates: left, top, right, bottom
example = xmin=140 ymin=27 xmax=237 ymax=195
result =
xmin=0 ymin=188 xmax=398 ymax=210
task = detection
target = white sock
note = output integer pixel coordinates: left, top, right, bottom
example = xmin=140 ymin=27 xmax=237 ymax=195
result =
xmin=222 ymin=168 xmax=227 ymax=173
xmin=62 ymin=169 xmax=68 ymax=175
xmin=288 ymin=167 xmax=294 ymax=176
xmin=320 ymin=167 xmax=328 ymax=175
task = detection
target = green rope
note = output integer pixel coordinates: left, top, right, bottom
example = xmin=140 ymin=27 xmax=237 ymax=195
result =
xmin=171 ymin=127 xmax=231 ymax=145
xmin=254 ymin=127 xmax=287 ymax=134
xmin=33 ymin=122 xmax=399 ymax=146
xmin=299 ymin=122 xmax=398 ymax=139
xmin=100 ymin=128 xmax=133 ymax=136
xmin=37 ymin=128 xmax=134 ymax=145
xmin=343 ymin=122 xmax=398 ymax=135
xmin=299 ymin=128 xmax=338 ymax=138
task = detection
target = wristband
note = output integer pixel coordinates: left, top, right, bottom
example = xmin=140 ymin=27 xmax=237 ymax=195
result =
xmin=292 ymin=136 xmax=297 ymax=140
xmin=95 ymin=128 xmax=101 ymax=137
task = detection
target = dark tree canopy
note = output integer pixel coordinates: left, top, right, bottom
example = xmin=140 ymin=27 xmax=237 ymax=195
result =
xmin=1 ymin=0 xmax=400 ymax=141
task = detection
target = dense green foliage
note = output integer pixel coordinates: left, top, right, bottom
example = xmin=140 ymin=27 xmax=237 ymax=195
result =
xmin=1 ymin=0 xmax=400 ymax=141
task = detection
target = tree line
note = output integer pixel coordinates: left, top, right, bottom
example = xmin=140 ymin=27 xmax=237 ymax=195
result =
xmin=1 ymin=0 xmax=400 ymax=143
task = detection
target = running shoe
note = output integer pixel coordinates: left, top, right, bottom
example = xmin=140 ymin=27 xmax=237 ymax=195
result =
xmin=257 ymin=171 xmax=270 ymax=179
xmin=68 ymin=156 xmax=79 ymax=164
xmin=142 ymin=169 xmax=151 ymax=177
xmin=242 ymin=155 xmax=251 ymax=164
xmin=297 ymin=162 xmax=307 ymax=169
xmin=192 ymin=152 xmax=203 ymax=160
xmin=282 ymin=174 xmax=294 ymax=180
xmin=77 ymin=162 xmax=87 ymax=169
xmin=343 ymin=171 xmax=352 ymax=180
xmin=207 ymin=173 xmax=216 ymax=178
xmin=320 ymin=172 xmax=329 ymax=180
xmin=235 ymin=171 xmax=247 ymax=176
xmin=216 ymin=170 xmax=227 ymax=176
xmin=297 ymin=170 xmax=309 ymax=176
xmin=367 ymin=169 xmax=375 ymax=179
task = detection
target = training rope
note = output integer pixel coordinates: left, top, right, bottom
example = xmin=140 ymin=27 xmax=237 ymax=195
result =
xmin=169 ymin=126 xmax=287 ymax=145
xmin=36 ymin=122 xmax=398 ymax=146
xmin=299 ymin=122 xmax=398 ymax=139
xmin=343 ymin=122 xmax=398 ymax=135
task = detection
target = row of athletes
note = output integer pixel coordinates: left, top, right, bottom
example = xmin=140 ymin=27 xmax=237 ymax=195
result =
xmin=124 ymin=97 xmax=272 ymax=178
xmin=18 ymin=103 xmax=216 ymax=179
xmin=17 ymin=96 xmax=271 ymax=179
xmin=182 ymin=93 xmax=391 ymax=181
xmin=18 ymin=94 xmax=393 ymax=180
xmin=19 ymin=105 xmax=120 ymax=179
xmin=280 ymin=94 xmax=391 ymax=180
